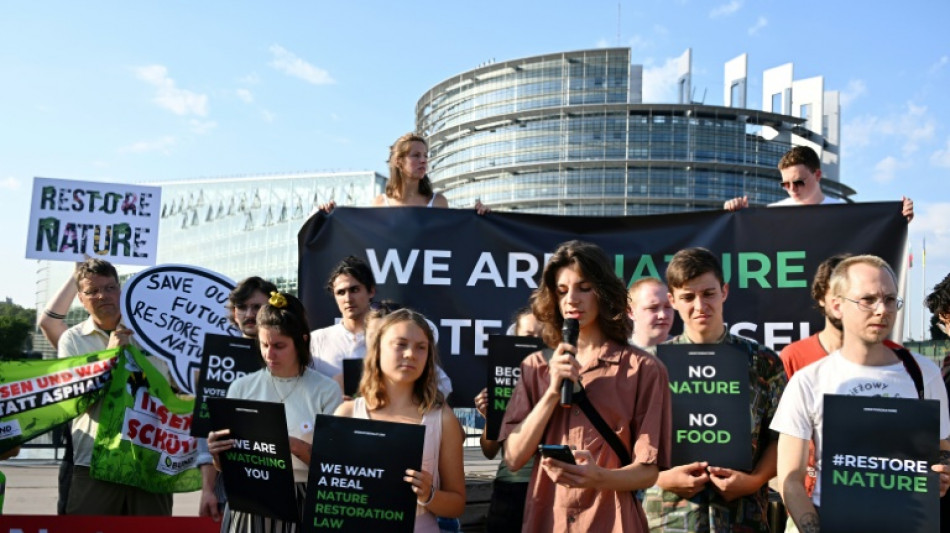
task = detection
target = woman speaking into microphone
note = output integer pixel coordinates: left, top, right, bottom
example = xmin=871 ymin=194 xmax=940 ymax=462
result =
xmin=499 ymin=240 xmax=672 ymax=532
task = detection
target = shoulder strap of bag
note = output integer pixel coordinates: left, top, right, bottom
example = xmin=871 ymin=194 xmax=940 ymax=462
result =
xmin=542 ymin=348 xmax=632 ymax=467
xmin=893 ymin=347 xmax=925 ymax=400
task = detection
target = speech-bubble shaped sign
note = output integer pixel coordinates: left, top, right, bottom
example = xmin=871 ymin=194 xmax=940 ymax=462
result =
xmin=121 ymin=264 xmax=239 ymax=394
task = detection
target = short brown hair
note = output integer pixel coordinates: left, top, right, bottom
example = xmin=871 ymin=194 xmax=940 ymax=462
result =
xmin=530 ymin=240 xmax=631 ymax=347
xmin=629 ymin=277 xmax=667 ymax=303
xmin=666 ymin=248 xmax=724 ymax=290
xmin=829 ymin=255 xmax=897 ymax=299
xmin=74 ymin=258 xmax=118 ymax=290
xmin=778 ymin=145 xmax=821 ymax=173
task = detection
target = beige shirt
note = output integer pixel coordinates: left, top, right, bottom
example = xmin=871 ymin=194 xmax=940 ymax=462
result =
xmin=58 ymin=315 xmax=170 ymax=466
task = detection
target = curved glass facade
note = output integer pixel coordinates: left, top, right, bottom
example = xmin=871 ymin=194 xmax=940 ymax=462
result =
xmin=417 ymin=48 xmax=854 ymax=215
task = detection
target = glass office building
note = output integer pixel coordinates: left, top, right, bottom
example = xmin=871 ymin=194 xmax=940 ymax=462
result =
xmin=416 ymin=48 xmax=854 ymax=215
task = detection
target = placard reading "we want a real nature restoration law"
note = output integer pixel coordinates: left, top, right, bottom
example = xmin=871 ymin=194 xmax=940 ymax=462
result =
xmin=304 ymin=415 xmax=424 ymax=533
xmin=657 ymin=343 xmax=752 ymax=471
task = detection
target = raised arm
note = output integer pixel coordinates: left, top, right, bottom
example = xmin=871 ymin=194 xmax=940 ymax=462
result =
xmin=39 ymin=268 xmax=79 ymax=349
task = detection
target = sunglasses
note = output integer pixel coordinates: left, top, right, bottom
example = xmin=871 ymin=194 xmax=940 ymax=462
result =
xmin=780 ymin=179 xmax=806 ymax=190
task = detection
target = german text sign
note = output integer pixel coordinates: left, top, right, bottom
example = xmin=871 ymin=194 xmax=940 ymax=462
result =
xmin=485 ymin=335 xmax=544 ymax=440
xmin=657 ymin=343 xmax=752 ymax=470
xmin=208 ymin=398 xmax=298 ymax=522
xmin=821 ymin=395 xmax=939 ymax=533
xmin=26 ymin=177 xmax=161 ymax=265
xmin=304 ymin=414 xmax=424 ymax=532
xmin=190 ymin=335 xmax=261 ymax=437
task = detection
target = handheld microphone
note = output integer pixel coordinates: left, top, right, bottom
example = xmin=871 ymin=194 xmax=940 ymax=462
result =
xmin=560 ymin=318 xmax=579 ymax=408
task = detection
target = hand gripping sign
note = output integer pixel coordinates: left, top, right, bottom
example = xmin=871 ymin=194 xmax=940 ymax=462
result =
xmin=121 ymin=264 xmax=239 ymax=394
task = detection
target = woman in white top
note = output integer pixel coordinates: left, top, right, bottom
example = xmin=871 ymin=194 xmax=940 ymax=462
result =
xmin=334 ymin=308 xmax=465 ymax=532
xmin=208 ymin=292 xmax=343 ymax=533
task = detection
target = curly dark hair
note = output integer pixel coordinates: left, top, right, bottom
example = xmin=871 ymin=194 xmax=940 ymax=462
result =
xmin=811 ymin=254 xmax=852 ymax=308
xmin=530 ymin=240 xmax=631 ymax=347
xmin=925 ymin=273 xmax=950 ymax=319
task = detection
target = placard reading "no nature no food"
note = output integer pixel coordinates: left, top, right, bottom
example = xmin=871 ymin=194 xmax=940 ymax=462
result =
xmin=657 ymin=344 xmax=752 ymax=471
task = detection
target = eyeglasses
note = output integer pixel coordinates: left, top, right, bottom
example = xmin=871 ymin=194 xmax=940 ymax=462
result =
xmin=780 ymin=179 xmax=807 ymax=190
xmin=81 ymin=284 xmax=119 ymax=298
xmin=840 ymin=295 xmax=904 ymax=312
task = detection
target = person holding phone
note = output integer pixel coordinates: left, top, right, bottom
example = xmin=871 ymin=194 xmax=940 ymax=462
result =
xmin=499 ymin=240 xmax=672 ymax=531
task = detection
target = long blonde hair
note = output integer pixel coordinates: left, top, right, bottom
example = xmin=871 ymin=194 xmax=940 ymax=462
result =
xmin=360 ymin=308 xmax=442 ymax=414
xmin=386 ymin=132 xmax=433 ymax=201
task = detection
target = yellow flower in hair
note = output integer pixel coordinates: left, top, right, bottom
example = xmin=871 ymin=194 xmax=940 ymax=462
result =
xmin=269 ymin=291 xmax=288 ymax=309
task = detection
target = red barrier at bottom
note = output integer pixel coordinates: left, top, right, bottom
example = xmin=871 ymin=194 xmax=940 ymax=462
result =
xmin=0 ymin=515 xmax=219 ymax=533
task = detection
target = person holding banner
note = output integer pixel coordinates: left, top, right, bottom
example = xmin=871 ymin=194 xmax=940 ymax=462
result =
xmin=627 ymin=277 xmax=675 ymax=352
xmin=198 ymin=276 xmax=277 ymax=522
xmin=499 ymin=240 xmax=671 ymax=532
xmin=643 ymin=247 xmax=786 ymax=533
xmin=772 ymin=256 xmax=950 ymax=532
xmin=723 ymin=145 xmax=914 ymax=221
xmin=335 ymin=308 xmax=466 ymax=532
xmin=208 ymin=291 xmax=343 ymax=532
xmin=57 ymin=258 xmax=175 ymax=516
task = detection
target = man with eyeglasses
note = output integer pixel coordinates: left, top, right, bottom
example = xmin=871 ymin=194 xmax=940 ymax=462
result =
xmin=57 ymin=258 xmax=174 ymax=515
xmin=197 ymin=275 xmax=277 ymax=521
xmin=771 ymin=255 xmax=950 ymax=533
xmin=723 ymin=146 xmax=914 ymax=221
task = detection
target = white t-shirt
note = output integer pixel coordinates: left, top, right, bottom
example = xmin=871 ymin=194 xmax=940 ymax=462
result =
xmin=309 ymin=323 xmax=365 ymax=379
xmin=769 ymin=196 xmax=845 ymax=207
xmin=770 ymin=350 xmax=950 ymax=506
xmin=308 ymin=323 xmax=454 ymax=398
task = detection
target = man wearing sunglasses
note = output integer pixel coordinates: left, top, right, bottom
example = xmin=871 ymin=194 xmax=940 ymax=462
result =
xmin=771 ymin=255 xmax=950 ymax=532
xmin=724 ymin=146 xmax=914 ymax=221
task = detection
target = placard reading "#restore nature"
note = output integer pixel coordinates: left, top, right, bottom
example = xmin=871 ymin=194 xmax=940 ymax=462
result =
xmin=304 ymin=415 xmax=424 ymax=532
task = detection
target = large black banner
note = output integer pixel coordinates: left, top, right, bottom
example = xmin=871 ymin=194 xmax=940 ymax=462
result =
xmin=298 ymin=203 xmax=907 ymax=406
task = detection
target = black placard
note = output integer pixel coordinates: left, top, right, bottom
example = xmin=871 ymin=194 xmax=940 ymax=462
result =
xmin=342 ymin=359 xmax=364 ymax=398
xmin=657 ymin=343 xmax=753 ymax=470
xmin=208 ymin=398 xmax=298 ymax=522
xmin=820 ymin=395 xmax=939 ymax=533
xmin=191 ymin=334 xmax=261 ymax=437
xmin=303 ymin=414 xmax=425 ymax=532
xmin=485 ymin=335 xmax=544 ymax=440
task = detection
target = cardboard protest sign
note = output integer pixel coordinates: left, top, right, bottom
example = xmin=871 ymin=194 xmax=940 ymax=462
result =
xmin=342 ymin=359 xmax=363 ymax=398
xmin=304 ymin=415 xmax=425 ymax=532
xmin=208 ymin=398 xmax=298 ymax=522
xmin=0 ymin=349 xmax=117 ymax=454
xmin=26 ymin=177 xmax=161 ymax=265
xmin=121 ymin=264 xmax=239 ymax=394
xmin=91 ymin=346 xmax=200 ymax=493
xmin=190 ymin=335 xmax=261 ymax=437
xmin=485 ymin=335 xmax=543 ymax=440
xmin=820 ymin=395 xmax=939 ymax=533
xmin=657 ymin=344 xmax=753 ymax=470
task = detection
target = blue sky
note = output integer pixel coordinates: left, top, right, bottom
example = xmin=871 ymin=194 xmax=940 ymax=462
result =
xmin=2 ymin=1 xmax=948 ymax=339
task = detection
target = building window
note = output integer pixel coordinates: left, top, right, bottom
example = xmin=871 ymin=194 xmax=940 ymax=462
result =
xmin=799 ymin=104 xmax=812 ymax=130
xmin=771 ymin=92 xmax=782 ymax=113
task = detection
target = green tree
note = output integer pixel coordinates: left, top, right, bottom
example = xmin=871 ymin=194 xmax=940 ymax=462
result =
xmin=0 ymin=301 xmax=35 ymax=359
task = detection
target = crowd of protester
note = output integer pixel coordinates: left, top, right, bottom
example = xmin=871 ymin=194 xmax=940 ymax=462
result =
xmin=12 ymin=137 xmax=950 ymax=533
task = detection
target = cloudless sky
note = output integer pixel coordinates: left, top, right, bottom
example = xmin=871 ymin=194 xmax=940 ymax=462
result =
xmin=2 ymin=0 xmax=948 ymax=339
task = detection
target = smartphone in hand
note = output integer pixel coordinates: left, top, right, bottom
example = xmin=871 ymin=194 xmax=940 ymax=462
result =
xmin=538 ymin=444 xmax=576 ymax=465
